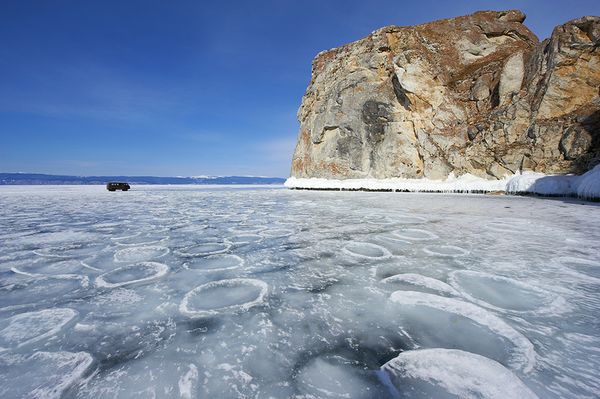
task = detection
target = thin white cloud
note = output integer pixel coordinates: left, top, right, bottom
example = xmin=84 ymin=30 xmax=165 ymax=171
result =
xmin=256 ymin=135 xmax=297 ymax=163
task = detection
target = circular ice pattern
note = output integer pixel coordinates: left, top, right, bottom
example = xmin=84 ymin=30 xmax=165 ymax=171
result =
xmin=382 ymin=273 xmax=459 ymax=296
xmin=180 ymin=278 xmax=268 ymax=317
xmin=1 ymin=276 xmax=88 ymax=312
xmin=227 ymin=234 xmax=262 ymax=245
xmin=423 ymin=245 xmax=469 ymax=257
xmin=392 ymin=215 xmax=427 ymax=224
xmin=33 ymin=243 xmax=102 ymax=259
xmin=365 ymin=215 xmax=396 ymax=225
xmin=0 ymin=308 xmax=77 ymax=351
xmin=11 ymin=259 xmax=86 ymax=277
xmin=229 ymin=225 xmax=266 ymax=234
xmin=260 ymin=228 xmax=294 ymax=238
xmin=184 ymin=254 xmax=244 ymax=272
xmin=114 ymin=246 xmax=169 ymax=262
xmin=113 ymin=235 xmax=168 ymax=247
xmin=557 ymin=256 xmax=600 ymax=279
xmin=381 ymin=349 xmax=538 ymax=399
xmin=343 ymin=242 xmax=392 ymax=259
xmin=96 ymin=262 xmax=169 ymax=288
xmin=449 ymin=270 xmax=563 ymax=313
xmin=392 ymin=228 xmax=439 ymax=241
xmin=177 ymin=242 xmax=231 ymax=257
xmin=389 ymin=291 xmax=535 ymax=372
xmin=0 ymin=351 xmax=94 ymax=399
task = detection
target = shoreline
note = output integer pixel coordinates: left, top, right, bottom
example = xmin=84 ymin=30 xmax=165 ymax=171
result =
xmin=286 ymin=187 xmax=599 ymax=202
xmin=285 ymin=165 xmax=600 ymax=201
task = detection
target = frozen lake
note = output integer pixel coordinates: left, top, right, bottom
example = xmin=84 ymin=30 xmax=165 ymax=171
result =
xmin=1 ymin=185 xmax=599 ymax=398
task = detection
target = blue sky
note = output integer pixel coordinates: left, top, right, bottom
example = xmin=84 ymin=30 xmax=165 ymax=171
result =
xmin=1 ymin=1 xmax=598 ymax=177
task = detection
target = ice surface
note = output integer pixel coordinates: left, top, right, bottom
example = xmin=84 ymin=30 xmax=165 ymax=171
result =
xmin=0 ymin=185 xmax=599 ymax=398
xmin=556 ymin=256 xmax=600 ymax=280
xmin=0 ymin=308 xmax=77 ymax=351
xmin=391 ymin=228 xmax=439 ymax=241
xmin=184 ymin=254 xmax=244 ymax=272
xmin=448 ymin=270 xmax=566 ymax=314
xmin=178 ymin=363 xmax=199 ymax=399
xmin=180 ymin=278 xmax=268 ymax=317
xmin=0 ymin=351 xmax=93 ymax=399
xmin=0 ymin=274 xmax=89 ymax=312
xmin=296 ymin=356 xmax=387 ymax=398
xmin=113 ymin=245 xmax=169 ymax=262
xmin=381 ymin=348 xmax=538 ymax=399
xmin=176 ymin=242 xmax=232 ymax=257
xmin=95 ymin=262 xmax=169 ymax=288
xmin=423 ymin=244 xmax=469 ymax=257
xmin=389 ymin=291 xmax=536 ymax=372
xmin=343 ymin=242 xmax=392 ymax=259
xmin=381 ymin=273 xmax=459 ymax=297
xmin=12 ymin=259 xmax=88 ymax=276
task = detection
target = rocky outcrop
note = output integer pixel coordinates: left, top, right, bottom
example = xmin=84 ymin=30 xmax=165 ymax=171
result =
xmin=290 ymin=11 xmax=600 ymax=181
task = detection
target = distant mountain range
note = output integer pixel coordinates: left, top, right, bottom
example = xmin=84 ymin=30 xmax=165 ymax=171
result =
xmin=0 ymin=173 xmax=286 ymax=185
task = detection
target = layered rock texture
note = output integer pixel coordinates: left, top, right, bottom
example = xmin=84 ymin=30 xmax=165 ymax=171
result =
xmin=290 ymin=11 xmax=600 ymax=180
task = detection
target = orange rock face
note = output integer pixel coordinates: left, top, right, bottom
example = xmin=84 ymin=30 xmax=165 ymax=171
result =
xmin=290 ymin=11 xmax=600 ymax=180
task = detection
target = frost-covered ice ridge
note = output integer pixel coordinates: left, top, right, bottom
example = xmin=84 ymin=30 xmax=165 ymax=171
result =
xmin=285 ymin=165 xmax=600 ymax=200
xmin=1 ymin=185 xmax=599 ymax=398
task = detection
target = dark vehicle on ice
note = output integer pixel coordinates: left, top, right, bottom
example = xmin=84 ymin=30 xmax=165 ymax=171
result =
xmin=106 ymin=182 xmax=130 ymax=191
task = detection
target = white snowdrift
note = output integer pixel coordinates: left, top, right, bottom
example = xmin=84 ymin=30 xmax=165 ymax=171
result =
xmin=285 ymin=173 xmax=511 ymax=193
xmin=285 ymin=165 xmax=600 ymax=200
xmin=505 ymin=172 xmax=575 ymax=196
xmin=577 ymin=165 xmax=600 ymax=199
xmin=506 ymin=165 xmax=600 ymax=200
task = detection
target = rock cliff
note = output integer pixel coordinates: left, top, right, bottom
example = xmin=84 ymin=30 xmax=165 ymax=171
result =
xmin=290 ymin=11 xmax=600 ymax=181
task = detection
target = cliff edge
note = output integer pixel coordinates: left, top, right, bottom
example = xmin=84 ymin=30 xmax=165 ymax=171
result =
xmin=290 ymin=11 xmax=600 ymax=183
